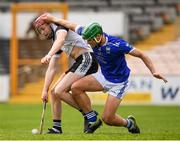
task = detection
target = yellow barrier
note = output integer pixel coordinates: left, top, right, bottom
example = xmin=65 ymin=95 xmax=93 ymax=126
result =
xmin=87 ymin=92 xmax=151 ymax=105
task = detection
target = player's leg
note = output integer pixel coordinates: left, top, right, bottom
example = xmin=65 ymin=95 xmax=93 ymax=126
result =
xmin=50 ymin=73 xmax=65 ymax=119
xmin=54 ymin=72 xmax=83 ymax=109
xmin=71 ymin=74 xmax=104 ymax=133
xmin=47 ymin=73 xmax=65 ymax=134
xmin=48 ymin=72 xmax=85 ymax=134
xmin=55 ymin=72 xmax=100 ymax=133
xmin=51 ymin=52 xmax=99 ymax=133
xmin=47 ymin=92 xmax=62 ymax=134
xmin=71 ymin=74 xmax=104 ymax=112
xmin=102 ymin=81 xmax=140 ymax=134
xmin=53 ymin=51 xmax=98 ymax=110
xmin=54 ymin=73 xmax=100 ymax=133
xmin=102 ymin=95 xmax=127 ymax=126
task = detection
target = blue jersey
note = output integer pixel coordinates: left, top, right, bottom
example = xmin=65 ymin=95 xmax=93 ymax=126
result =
xmin=76 ymin=26 xmax=134 ymax=83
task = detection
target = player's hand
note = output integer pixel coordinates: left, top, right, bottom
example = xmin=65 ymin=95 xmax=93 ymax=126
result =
xmin=41 ymin=90 xmax=48 ymax=102
xmin=41 ymin=54 xmax=52 ymax=64
xmin=153 ymin=73 xmax=168 ymax=83
xmin=35 ymin=13 xmax=56 ymax=24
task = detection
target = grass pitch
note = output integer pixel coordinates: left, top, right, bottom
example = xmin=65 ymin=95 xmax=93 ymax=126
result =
xmin=0 ymin=103 xmax=180 ymax=140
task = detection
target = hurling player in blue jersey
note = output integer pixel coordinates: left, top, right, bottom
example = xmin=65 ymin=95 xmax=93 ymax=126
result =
xmin=36 ymin=13 xmax=168 ymax=134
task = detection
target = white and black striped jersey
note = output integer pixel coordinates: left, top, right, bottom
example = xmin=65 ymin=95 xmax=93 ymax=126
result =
xmin=50 ymin=24 xmax=92 ymax=57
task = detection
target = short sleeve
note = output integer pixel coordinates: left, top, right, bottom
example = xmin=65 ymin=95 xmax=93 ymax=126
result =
xmin=118 ymin=39 xmax=135 ymax=54
xmin=52 ymin=25 xmax=68 ymax=41
xmin=54 ymin=49 xmax=63 ymax=57
xmin=75 ymin=25 xmax=84 ymax=35
xmin=55 ymin=25 xmax=69 ymax=33
xmin=55 ymin=50 xmax=63 ymax=55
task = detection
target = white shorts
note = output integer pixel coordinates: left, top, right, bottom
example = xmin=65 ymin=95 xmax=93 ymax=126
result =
xmin=92 ymin=69 xmax=130 ymax=99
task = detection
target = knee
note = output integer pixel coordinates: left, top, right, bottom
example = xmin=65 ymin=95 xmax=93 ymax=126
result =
xmin=52 ymin=87 xmax=64 ymax=100
xmin=101 ymin=113 xmax=114 ymax=126
xmin=71 ymin=83 xmax=83 ymax=96
xmin=50 ymin=89 xmax=56 ymax=98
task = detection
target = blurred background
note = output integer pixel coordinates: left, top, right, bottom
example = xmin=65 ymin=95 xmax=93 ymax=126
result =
xmin=0 ymin=0 xmax=180 ymax=105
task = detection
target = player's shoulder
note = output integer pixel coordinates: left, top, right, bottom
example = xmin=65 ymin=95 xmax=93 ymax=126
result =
xmin=67 ymin=29 xmax=84 ymax=39
xmin=51 ymin=23 xmax=69 ymax=33
xmin=105 ymin=33 xmax=124 ymax=47
xmin=105 ymin=33 xmax=119 ymax=41
xmin=105 ymin=33 xmax=133 ymax=51
xmin=75 ymin=25 xmax=84 ymax=35
xmin=109 ymin=34 xmax=129 ymax=44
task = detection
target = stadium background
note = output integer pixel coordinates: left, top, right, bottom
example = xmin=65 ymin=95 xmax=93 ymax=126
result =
xmin=0 ymin=0 xmax=180 ymax=140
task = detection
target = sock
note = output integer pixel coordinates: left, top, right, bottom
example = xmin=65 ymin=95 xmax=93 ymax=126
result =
xmin=53 ymin=119 xmax=61 ymax=131
xmin=85 ymin=111 xmax=97 ymax=123
xmin=79 ymin=109 xmax=88 ymax=121
xmin=126 ymin=119 xmax=132 ymax=129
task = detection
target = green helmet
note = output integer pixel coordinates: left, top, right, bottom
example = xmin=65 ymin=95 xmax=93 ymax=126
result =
xmin=82 ymin=22 xmax=103 ymax=40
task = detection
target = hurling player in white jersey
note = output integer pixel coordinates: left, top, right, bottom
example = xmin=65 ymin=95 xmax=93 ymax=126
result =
xmin=33 ymin=18 xmax=101 ymax=134
xmin=35 ymin=13 xmax=167 ymax=134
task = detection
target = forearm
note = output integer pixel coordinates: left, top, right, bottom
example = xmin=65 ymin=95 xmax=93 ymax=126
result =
xmin=141 ymin=54 xmax=156 ymax=74
xmin=53 ymin=18 xmax=78 ymax=31
xmin=43 ymin=68 xmax=56 ymax=92
xmin=36 ymin=13 xmax=78 ymax=31
xmin=129 ymin=48 xmax=167 ymax=83
xmin=48 ymin=40 xmax=64 ymax=57
xmin=130 ymin=49 xmax=156 ymax=74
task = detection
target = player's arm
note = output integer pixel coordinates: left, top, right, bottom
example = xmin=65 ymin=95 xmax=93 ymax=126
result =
xmin=128 ymin=48 xmax=168 ymax=83
xmin=41 ymin=30 xmax=67 ymax=64
xmin=41 ymin=56 xmax=59 ymax=102
xmin=36 ymin=13 xmax=78 ymax=32
xmin=49 ymin=30 xmax=67 ymax=56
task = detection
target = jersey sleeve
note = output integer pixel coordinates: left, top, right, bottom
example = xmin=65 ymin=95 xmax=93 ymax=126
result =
xmin=52 ymin=24 xmax=68 ymax=42
xmin=54 ymin=49 xmax=63 ymax=57
xmin=55 ymin=25 xmax=69 ymax=33
xmin=118 ymin=39 xmax=135 ymax=54
xmin=75 ymin=25 xmax=84 ymax=35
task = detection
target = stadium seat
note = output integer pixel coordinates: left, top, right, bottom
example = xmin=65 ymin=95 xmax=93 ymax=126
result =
xmin=145 ymin=6 xmax=177 ymax=23
xmin=131 ymin=14 xmax=164 ymax=31
xmin=129 ymin=23 xmax=151 ymax=41
xmin=158 ymin=0 xmax=180 ymax=5
xmin=111 ymin=0 xmax=155 ymax=6
xmin=128 ymin=38 xmax=180 ymax=75
xmin=65 ymin=0 xmax=108 ymax=8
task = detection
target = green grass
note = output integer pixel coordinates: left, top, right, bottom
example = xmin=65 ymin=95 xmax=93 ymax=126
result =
xmin=0 ymin=103 xmax=180 ymax=140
